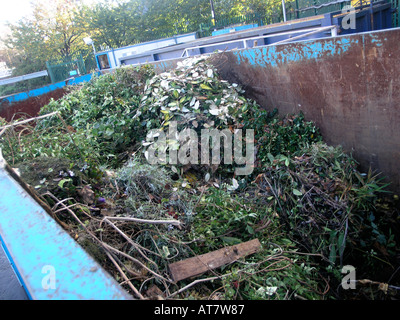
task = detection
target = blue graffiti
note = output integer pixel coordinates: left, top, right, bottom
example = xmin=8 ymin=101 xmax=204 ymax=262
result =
xmin=233 ymin=35 xmax=358 ymax=67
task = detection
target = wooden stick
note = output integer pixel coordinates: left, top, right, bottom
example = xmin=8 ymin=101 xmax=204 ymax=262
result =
xmin=104 ymin=250 xmax=144 ymax=299
xmin=43 ymin=192 xmax=142 ymax=298
xmin=102 ymin=242 xmax=173 ymax=285
xmin=101 ymin=218 xmax=162 ymax=269
xmin=0 ymin=127 xmax=7 ymax=137
xmin=167 ymin=276 xmax=220 ymax=299
xmin=0 ymin=111 xmax=59 ymax=131
xmin=103 ymin=216 xmax=182 ymax=227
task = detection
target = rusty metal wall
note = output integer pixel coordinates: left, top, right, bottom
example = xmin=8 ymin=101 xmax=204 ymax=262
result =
xmin=0 ymin=88 xmax=67 ymax=122
xmin=209 ymin=28 xmax=400 ymax=193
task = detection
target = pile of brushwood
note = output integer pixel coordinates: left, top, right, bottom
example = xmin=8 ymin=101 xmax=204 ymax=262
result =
xmin=1 ymin=56 xmax=399 ymax=300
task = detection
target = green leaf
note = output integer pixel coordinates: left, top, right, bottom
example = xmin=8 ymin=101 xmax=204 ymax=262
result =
xmin=162 ymin=246 xmax=170 ymax=257
xmin=329 ymin=243 xmax=337 ymax=264
xmin=338 ymin=232 xmax=345 ymax=257
xmin=220 ymin=236 xmax=242 ymax=245
xmin=293 ymin=189 xmax=302 ymax=196
xmin=200 ymin=83 xmax=212 ymax=90
xmin=267 ymin=153 xmax=275 ymax=163
xmin=105 ymin=128 xmax=114 ymax=136
xmin=246 ymin=224 xmax=255 ymax=234
xmin=58 ymin=178 xmax=72 ymax=188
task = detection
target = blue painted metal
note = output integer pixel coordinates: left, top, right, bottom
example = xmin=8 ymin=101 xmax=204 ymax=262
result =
xmin=1 ymin=73 xmax=99 ymax=104
xmin=0 ymin=1 xmax=393 ymax=108
xmin=232 ymin=35 xmax=356 ymax=67
xmin=330 ymin=1 xmax=393 ymax=34
xmin=0 ymin=153 xmax=132 ymax=300
xmin=95 ymin=32 xmax=198 ymax=70
xmin=95 ymin=55 xmax=101 ymax=71
xmin=212 ymin=24 xmax=259 ymax=36
xmin=121 ymin=1 xmax=392 ymax=67
xmin=111 ymin=48 xmax=118 ymax=67
xmin=1 ymin=81 xmax=66 ymax=104
xmin=207 ymin=27 xmax=400 ymax=193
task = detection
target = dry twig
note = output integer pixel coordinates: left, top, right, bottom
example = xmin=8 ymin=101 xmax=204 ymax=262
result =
xmin=43 ymin=192 xmax=145 ymax=299
xmin=103 ymin=216 xmax=182 ymax=227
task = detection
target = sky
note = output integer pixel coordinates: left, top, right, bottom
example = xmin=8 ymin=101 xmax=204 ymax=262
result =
xmin=0 ymin=0 xmax=102 ymax=41
xmin=0 ymin=0 xmax=34 ymax=36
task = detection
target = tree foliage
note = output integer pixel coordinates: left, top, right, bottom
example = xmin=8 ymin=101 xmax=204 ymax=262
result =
xmin=1 ymin=0 xmax=93 ymax=93
xmin=76 ymin=0 xmax=144 ymax=49
xmin=1 ymin=0 xmax=286 ymax=95
xmin=31 ymin=0 xmax=87 ymax=59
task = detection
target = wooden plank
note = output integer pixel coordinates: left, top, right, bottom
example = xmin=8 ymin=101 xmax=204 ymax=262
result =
xmin=168 ymin=239 xmax=261 ymax=282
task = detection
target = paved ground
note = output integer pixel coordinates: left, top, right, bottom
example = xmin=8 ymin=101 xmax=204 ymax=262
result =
xmin=0 ymin=243 xmax=29 ymax=300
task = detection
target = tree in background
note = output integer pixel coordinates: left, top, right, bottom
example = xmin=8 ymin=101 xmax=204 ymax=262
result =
xmin=5 ymin=18 xmax=50 ymax=74
xmin=1 ymin=18 xmax=52 ymax=95
xmin=213 ymin=0 xmax=286 ymax=25
xmin=77 ymin=0 xmax=212 ymax=46
xmin=77 ymin=0 xmax=144 ymax=49
xmin=1 ymin=0 xmax=286 ymax=95
xmin=2 ymin=0 xmax=95 ymax=94
xmin=137 ymin=0 xmax=210 ymax=40
xmin=76 ymin=0 xmax=284 ymax=49
xmin=31 ymin=0 xmax=87 ymax=59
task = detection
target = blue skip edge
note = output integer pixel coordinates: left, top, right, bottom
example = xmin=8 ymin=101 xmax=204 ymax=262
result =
xmin=0 ymin=150 xmax=133 ymax=300
xmin=0 ymin=73 xmax=99 ymax=104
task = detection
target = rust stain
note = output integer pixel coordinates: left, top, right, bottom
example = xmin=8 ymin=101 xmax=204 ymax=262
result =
xmin=212 ymin=29 xmax=400 ymax=192
xmin=0 ymin=88 xmax=66 ymax=122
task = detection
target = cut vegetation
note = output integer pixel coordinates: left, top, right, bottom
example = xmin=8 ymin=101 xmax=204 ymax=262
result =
xmin=0 ymin=56 xmax=399 ymax=300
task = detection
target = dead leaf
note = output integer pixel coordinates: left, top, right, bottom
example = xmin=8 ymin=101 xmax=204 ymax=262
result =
xmin=378 ymin=282 xmax=389 ymax=294
xmin=78 ymin=185 xmax=95 ymax=204
xmin=146 ymin=285 xmax=164 ymax=300
xmin=101 ymin=208 xmax=116 ymax=217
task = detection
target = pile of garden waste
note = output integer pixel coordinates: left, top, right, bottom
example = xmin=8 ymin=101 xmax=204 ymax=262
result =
xmin=0 ymin=56 xmax=399 ymax=300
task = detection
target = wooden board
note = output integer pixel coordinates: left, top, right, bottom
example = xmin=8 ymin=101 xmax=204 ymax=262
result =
xmin=168 ymin=239 xmax=261 ymax=282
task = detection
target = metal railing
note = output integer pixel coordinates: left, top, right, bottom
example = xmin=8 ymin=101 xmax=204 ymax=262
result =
xmin=181 ymin=25 xmax=338 ymax=58
xmin=46 ymin=53 xmax=87 ymax=84
xmin=198 ymin=12 xmax=268 ymax=38
xmin=391 ymin=0 xmax=399 ymax=26
xmin=0 ymin=70 xmax=48 ymax=86
xmin=294 ymin=0 xmax=350 ymax=17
